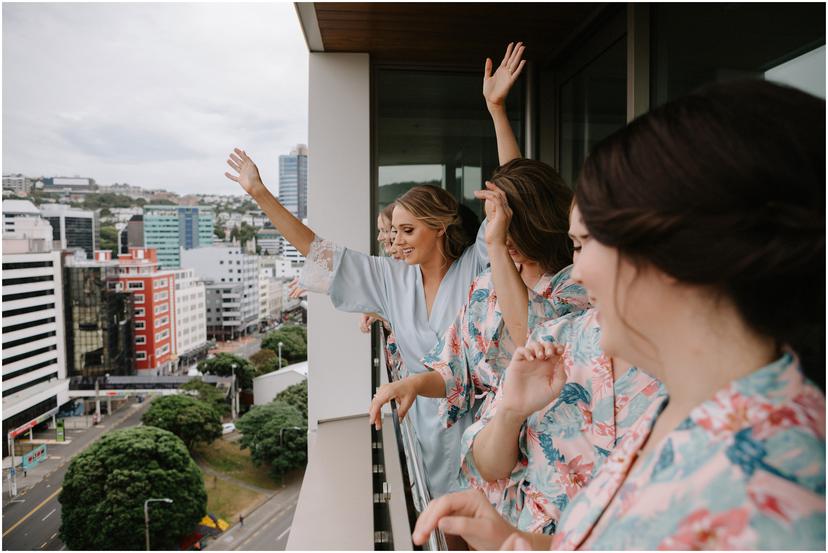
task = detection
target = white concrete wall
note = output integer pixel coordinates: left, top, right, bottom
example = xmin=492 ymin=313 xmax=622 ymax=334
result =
xmin=307 ymin=53 xmax=371 ymax=430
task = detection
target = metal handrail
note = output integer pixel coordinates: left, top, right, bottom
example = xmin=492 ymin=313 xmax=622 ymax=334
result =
xmin=383 ymin=332 xmax=447 ymax=550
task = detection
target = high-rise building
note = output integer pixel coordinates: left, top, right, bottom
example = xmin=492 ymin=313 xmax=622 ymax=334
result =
xmin=278 ymin=144 xmax=308 ymax=219
xmin=170 ymin=267 xmax=209 ymax=372
xmin=256 ymin=228 xmax=283 ymax=255
xmin=63 ymin=251 xmax=134 ymax=379
xmin=2 ymin=230 xmax=69 ymax=457
xmin=181 ymin=244 xmax=259 ymax=340
xmin=142 ymin=205 xmax=214 ymax=269
xmin=40 ymin=204 xmax=98 ymax=259
xmin=114 ymin=248 xmax=177 ymax=375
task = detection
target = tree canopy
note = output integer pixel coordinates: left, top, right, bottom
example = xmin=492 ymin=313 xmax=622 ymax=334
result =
xmin=142 ymin=394 xmax=222 ymax=450
xmin=180 ymin=377 xmax=229 ymax=417
xmin=262 ymin=325 xmax=307 ymax=363
xmin=198 ymin=353 xmax=254 ymax=390
xmin=275 ymin=380 xmax=308 ymax=420
xmin=236 ymin=401 xmax=307 ymax=479
xmin=230 ymin=222 xmax=256 ymax=247
xmin=59 ymin=426 xmax=206 ymax=550
xmin=249 ymin=349 xmax=288 ymax=377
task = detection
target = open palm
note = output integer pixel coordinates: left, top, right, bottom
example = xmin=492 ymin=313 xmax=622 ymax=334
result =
xmin=225 ymin=148 xmax=265 ymax=197
xmin=500 ymin=341 xmax=567 ymax=418
xmin=483 ymin=42 xmax=526 ymax=108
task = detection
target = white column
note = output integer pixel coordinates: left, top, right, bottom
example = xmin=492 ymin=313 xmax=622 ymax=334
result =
xmin=307 ymin=53 xmax=371 ymax=431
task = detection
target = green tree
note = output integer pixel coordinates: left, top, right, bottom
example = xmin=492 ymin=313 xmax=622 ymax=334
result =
xmin=59 ymin=426 xmax=206 ymax=551
xmin=198 ymin=353 xmax=254 ymax=389
xmin=275 ymin=380 xmax=308 ymax=419
xmin=213 ymin=223 xmax=226 ymax=241
xmin=99 ymin=224 xmax=119 ymax=253
xmin=180 ymin=377 xmax=229 ymax=417
xmin=230 ymin=222 xmax=256 ymax=247
xmin=236 ymin=400 xmax=307 ymax=480
xmin=248 ymin=349 xmax=288 ymax=376
xmin=142 ymin=395 xmax=222 ymax=450
xmin=262 ymin=325 xmax=307 ymax=363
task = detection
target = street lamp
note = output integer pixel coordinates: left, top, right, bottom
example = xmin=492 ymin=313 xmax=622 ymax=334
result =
xmin=278 ymin=342 xmax=284 ymax=370
xmin=144 ymin=497 xmax=173 ymax=551
xmin=230 ymin=363 xmax=239 ymax=419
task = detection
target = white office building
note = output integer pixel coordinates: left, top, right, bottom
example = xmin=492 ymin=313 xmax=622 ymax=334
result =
xmin=2 ymin=232 xmax=68 ymax=457
xmin=170 ymin=268 xmax=209 ymax=372
xmin=39 ymin=204 xmax=98 ymax=259
xmin=181 ymin=244 xmax=259 ymax=339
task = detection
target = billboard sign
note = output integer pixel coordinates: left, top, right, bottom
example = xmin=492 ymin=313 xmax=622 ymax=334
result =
xmin=22 ymin=445 xmax=47 ymax=469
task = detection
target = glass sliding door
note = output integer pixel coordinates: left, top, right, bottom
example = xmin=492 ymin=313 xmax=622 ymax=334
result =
xmin=374 ymin=67 xmax=524 ymax=229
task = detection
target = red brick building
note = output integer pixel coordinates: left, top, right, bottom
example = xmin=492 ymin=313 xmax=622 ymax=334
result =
xmin=110 ymin=248 xmax=177 ymax=375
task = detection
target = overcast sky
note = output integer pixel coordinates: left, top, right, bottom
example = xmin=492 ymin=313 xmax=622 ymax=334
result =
xmin=2 ymin=2 xmax=308 ymax=196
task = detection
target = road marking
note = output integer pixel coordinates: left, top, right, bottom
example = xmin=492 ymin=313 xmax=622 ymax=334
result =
xmin=2 ymin=487 xmax=62 ymax=537
xmin=42 ymin=508 xmax=56 ymax=521
xmin=40 ymin=541 xmax=48 ymax=548
xmin=51 ymin=532 xmax=58 ymax=539
xmin=276 ymin=526 xmax=291 ymax=541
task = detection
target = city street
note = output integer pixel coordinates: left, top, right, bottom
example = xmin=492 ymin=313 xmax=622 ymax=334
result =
xmin=205 ymin=472 xmax=301 ymax=551
xmin=2 ymin=399 xmax=150 ymax=551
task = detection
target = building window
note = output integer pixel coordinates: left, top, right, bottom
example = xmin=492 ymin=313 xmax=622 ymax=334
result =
xmin=154 ymin=279 xmax=168 ymax=288
xmin=127 ymin=281 xmax=144 ymax=290
xmin=135 ymin=307 xmax=145 ymax=317
xmin=154 ymin=304 xmax=169 ymax=315
xmin=136 ymin=351 xmax=147 ymax=360
xmin=134 ymin=294 xmax=144 ymax=304
xmin=154 ymin=291 xmax=168 ymax=302
xmin=136 ymin=335 xmax=146 ymax=344
xmin=135 ymin=321 xmax=145 ymax=330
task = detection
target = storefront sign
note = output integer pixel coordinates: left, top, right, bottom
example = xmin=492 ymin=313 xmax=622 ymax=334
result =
xmin=22 ymin=445 xmax=47 ymax=469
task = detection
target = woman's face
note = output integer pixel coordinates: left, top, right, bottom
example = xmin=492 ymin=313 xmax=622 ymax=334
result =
xmin=505 ymin=236 xmax=532 ymax=266
xmin=569 ymin=204 xmax=663 ymax=367
xmin=392 ymin=205 xmax=442 ymax=265
xmin=376 ymin=214 xmax=395 ymax=255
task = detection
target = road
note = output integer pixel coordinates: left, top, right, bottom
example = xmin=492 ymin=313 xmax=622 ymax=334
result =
xmin=2 ymin=399 xmax=149 ymax=551
xmin=206 ymin=474 xmax=301 ymax=551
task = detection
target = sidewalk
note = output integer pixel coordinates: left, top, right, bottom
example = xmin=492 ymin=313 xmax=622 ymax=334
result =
xmin=205 ymin=469 xmax=304 ymax=551
xmin=2 ymin=398 xmax=148 ymax=504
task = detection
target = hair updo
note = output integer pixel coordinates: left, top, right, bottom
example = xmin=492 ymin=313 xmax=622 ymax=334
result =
xmin=395 ymin=185 xmax=475 ymax=262
xmin=575 ymin=79 xmax=825 ymax=388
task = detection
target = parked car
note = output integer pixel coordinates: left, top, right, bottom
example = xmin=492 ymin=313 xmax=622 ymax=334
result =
xmin=222 ymin=423 xmax=236 ymax=435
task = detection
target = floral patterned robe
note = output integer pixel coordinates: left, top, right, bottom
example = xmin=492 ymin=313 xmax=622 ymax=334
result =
xmin=552 ymin=352 xmax=825 ymax=550
xmin=422 ymin=265 xmax=589 ymax=430
xmin=457 ymin=309 xmax=667 ymax=534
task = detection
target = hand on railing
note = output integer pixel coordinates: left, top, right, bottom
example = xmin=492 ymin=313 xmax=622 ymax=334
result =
xmin=360 ymin=313 xmax=388 ymax=333
xmin=369 ymin=378 xmax=418 ymax=430
xmin=412 ymin=489 xmax=519 ymax=550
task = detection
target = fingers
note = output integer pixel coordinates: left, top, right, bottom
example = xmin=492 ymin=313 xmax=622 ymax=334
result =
xmin=507 ymin=43 xmax=525 ymax=74
xmin=500 ymin=42 xmax=514 ymax=67
xmin=512 ymin=59 xmax=527 ymax=81
xmin=513 ymin=346 xmax=529 ymax=362
xmin=397 ymin=393 xmax=414 ymax=421
xmin=229 ymin=152 xmax=243 ymax=166
xmin=224 ymin=172 xmax=239 ymax=183
xmin=413 ymin=490 xmax=486 ymax=544
xmin=484 ymin=57 xmax=493 ymax=79
xmin=227 ymin=158 xmax=240 ymax=172
xmin=437 ymin=516 xmax=495 ymax=545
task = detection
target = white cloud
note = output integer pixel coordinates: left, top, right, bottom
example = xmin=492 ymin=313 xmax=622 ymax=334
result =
xmin=2 ymin=2 xmax=308 ymax=195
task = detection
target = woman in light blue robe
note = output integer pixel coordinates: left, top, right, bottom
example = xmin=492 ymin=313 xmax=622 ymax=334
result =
xmin=225 ymin=146 xmax=489 ymax=497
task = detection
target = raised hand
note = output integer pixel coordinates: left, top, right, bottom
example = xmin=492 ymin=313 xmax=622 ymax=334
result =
xmin=369 ymin=378 xmax=418 ymax=430
xmin=413 ymin=489 xmax=517 ymax=550
xmin=483 ymin=42 xmax=527 ymax=110
xmin=225 ymin=148 xmax=266 ymax=197
xmin=288 ymin=277 xmax=307 ymax=299
xmin=500 ymin=341 xmax=567 ymax=419
xmin=474 ymin=181 xmax=512 ymax=247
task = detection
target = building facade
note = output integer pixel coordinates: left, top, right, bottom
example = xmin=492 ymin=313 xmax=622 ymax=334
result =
xmin=114 ymin=248 xmax=177 ymax=375
xmin=40 ymin=204 xmax=98 ymax=259
xmin=63 ymin=251 xmax=134 ymax=379
xmin=2 ymin=174 xmax=34 ymax=196
xmin=170 ymin=267 xmax=209 ymax=371
xmin=2 ymin=235 xmax=69 ymax=457
xmin=143 ymin=205 xmax=214 ymax=268
xmin=3 ymin=200 xmax=45 ymax=235
xmin=278 ymin=144 xmax=309 ymax=220
xmin=181 ymin=244 xmax=260 ymax=339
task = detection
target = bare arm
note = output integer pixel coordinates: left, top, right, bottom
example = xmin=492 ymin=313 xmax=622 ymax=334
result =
xmin=225 ymin=148 xmax=315 ymax=256
xmin=474 ymin=182 xmax=530 ymax=344
xmin=471 ymin=342 xmax=566 ymax=482
xmin=483 ymin=42 xmax=526 ymax=165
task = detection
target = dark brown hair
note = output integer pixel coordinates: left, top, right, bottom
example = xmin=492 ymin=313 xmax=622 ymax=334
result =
xmin=576 ymin=79 xmax=825 ymax=388
xmin=490 ymin=158 xmax=573 ymax=274
xmin=395 ymin=185 xmax=474 ymax=262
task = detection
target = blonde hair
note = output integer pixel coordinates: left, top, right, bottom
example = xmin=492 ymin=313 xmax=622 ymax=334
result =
xmin=395 ymin=185 xmax=473 ymax=262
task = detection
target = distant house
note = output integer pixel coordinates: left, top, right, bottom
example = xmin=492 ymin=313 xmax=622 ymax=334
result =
xmin=252 ymin=361 xmax=308 ymax=405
